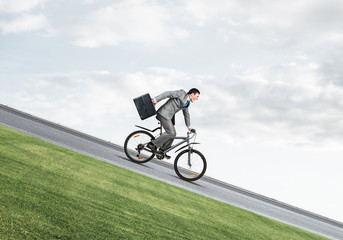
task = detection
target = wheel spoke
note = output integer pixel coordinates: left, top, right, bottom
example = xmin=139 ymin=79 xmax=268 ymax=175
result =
xmin=174 ymin=149 xmax=206 ymax=181
xmin=124 ymin=131 xmax=155 ymax=163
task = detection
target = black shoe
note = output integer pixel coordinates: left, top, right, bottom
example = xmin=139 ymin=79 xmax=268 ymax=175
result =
xmin=147 ymin=142 xmax=157 ymax=153
xmin=156 ymin=151 xmax=164 ymax=160
xmin=155 ymin=151 xmax=170 ymax=160
xmin=160 ymin=149 xmax=171 ymax=159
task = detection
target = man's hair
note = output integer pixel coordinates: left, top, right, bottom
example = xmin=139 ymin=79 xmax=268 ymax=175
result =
xmin=187 ymin=88 xmax=200 ymax=95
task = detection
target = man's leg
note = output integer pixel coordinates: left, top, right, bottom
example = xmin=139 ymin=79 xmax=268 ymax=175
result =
xmin=151 ymin=115 xmax=176 ymax=150
xmin=160 ymin=138 xmax=174 ymax=152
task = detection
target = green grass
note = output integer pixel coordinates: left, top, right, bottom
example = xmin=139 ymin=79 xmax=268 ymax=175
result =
xmin=0 ymin=125 xmax=328 ymax=240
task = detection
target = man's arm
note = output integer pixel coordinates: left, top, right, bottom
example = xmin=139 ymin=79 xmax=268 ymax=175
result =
xmin=182 ymin=108 xmax=191 ymax=129
xmin=152 ymin=89 xmax=185 ymax=104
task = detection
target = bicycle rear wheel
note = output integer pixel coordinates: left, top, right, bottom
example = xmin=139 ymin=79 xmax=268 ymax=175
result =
xmin=174 ymin=149 xmax=207 ymax=181
xmin=124 ymin=130 xmax=155 ymax=163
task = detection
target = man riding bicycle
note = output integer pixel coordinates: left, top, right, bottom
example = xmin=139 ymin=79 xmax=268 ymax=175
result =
xmin=147 ymin=88 xmax=200 ymax=156
xmin=125 ymin=87 xmax=206 ymax=181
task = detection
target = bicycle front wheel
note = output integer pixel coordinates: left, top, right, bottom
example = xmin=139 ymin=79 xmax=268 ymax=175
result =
xmin=124 ymin=130 xmax=155 ymax=163
xmin=174 ymin=149 xmax=207 ymax=181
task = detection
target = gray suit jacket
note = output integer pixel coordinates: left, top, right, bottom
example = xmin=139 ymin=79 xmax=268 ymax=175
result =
xmin=154 ymin=89 xmax=190 ymax=127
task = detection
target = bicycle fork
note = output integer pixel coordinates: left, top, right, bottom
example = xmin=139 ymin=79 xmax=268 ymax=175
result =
xmin=187 ymin=132 xmax=192 ymax=168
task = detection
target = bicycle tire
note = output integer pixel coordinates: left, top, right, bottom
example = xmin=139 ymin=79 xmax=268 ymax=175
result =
xmin=174 ymin=149 xmax=207 ymax=181
xmin=124 ymin=130 xmax=155 ymax=163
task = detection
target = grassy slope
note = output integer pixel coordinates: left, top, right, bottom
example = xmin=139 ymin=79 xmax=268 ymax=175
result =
xmin=0 ymin=125 xmax=328 ymax=240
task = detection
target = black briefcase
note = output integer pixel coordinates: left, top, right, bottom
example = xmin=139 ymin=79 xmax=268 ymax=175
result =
xmin=133 ymin=93 xmax=156 ymax=120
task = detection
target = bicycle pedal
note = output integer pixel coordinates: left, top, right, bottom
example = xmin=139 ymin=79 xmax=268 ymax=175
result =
xmin=156 ymin=151 xmax=164 ymax=160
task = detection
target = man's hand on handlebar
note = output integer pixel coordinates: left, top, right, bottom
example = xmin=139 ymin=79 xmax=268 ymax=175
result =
xmin=189 ymin=128 xmax=196 ymax=133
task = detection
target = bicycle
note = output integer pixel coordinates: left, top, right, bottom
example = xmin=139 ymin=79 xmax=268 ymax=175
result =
xmin=124 ymin=123 xmax=207 ymax=182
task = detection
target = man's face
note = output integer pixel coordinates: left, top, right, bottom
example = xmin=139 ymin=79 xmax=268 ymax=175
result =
xmin=190 ymin=93 xmax=200 ymax=103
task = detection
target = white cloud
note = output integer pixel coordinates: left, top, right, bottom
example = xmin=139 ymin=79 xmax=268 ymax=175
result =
xmin=0 ymin=0 xmax=47 ymax=13
xmin=225 ymin=64 xmax=343 ymax=148
xmin=2 ymin=0 xmax=342 ymax=51
xmin=6 ymin=70 xmax=184 ymax=126
xmin=71 ymin=0 xmax=189 ymax=47
xmin=184 ymin=0 xmax=235 ymax=26
xmin=0 ymin=13 xmax=49 ymax=34
xmin=0 ymin=0 xmax=56 ymax=35
xmin=182 ymin=0 xmax=343 ymax=51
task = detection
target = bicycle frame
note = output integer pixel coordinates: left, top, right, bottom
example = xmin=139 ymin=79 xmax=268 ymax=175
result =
xmin=135 ymin=124 xmax=200 ymax=154
xmin=166 ymin=132 xmax=200 ymax=153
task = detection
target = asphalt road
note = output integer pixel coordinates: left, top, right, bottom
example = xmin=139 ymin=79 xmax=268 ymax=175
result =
xmin=1 ymin=103 xmax=343 ymax=239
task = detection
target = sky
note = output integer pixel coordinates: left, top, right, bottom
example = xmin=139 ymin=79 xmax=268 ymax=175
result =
xmin=1 ymin=0 xmax=343 ymax=222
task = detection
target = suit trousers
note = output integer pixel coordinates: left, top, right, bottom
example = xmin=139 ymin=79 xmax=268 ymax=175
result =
xmin=152 ymin=114 xmax=176 ymax=151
